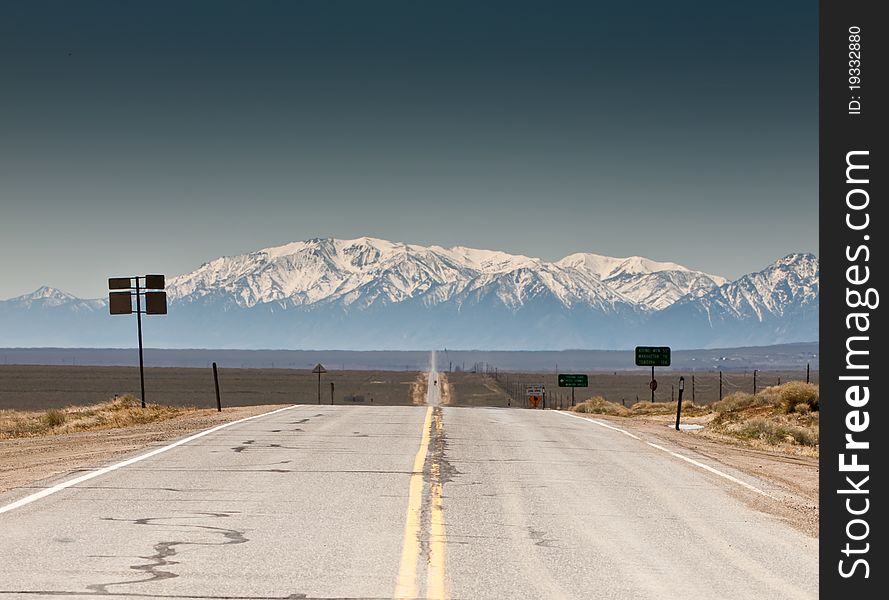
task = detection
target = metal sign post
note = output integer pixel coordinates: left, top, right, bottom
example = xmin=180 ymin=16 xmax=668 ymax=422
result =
xmin=312 ymin=363 xmax=327 ymax=404
xmin=525 ymin=383 xmax=544 ymax=409
xmin=636 ymin=346 xmax=670 ymax=403
xmin=651 ymin=366 xmax=655 ymax=402
xmin=108 ymin=275 xmax=167 ymax=408
xmin=558 ymin=374 xmax=588 ymax=407
xmin=675 ymin=376 xmax=685 ymax=430
xmin=213 ymin=362 xmax=222 ymax=412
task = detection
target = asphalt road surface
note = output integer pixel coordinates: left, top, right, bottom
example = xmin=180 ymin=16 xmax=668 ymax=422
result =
xmin=0 ymin=363 xmax=816 ymax=599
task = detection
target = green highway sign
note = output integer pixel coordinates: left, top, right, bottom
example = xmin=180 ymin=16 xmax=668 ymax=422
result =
xmin=635 ymin=346 xmax=671 ymax=367
xmin=558 ymin=374 xmax=588 ymax=387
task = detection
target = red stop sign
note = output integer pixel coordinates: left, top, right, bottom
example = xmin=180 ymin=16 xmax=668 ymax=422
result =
xmin=649 ymin=379 xmax=658 ymax=391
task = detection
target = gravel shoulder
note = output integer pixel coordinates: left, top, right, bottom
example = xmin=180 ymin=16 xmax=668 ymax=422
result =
xmin=0 ymin=404 xmax=286 ymax=495
xmin=570 ymin=411 xmax=818 ymax=537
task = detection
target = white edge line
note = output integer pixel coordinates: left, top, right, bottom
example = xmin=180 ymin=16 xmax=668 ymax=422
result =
xmin=556 ymin=409 xmax=640 ymax=439
xmin=0 ymin=404 xmax=301 ymax=515
xmin=553 ymin=410 xmax=776 ymax=500
xmin=645 ymin=442 xmax=777 ymax=499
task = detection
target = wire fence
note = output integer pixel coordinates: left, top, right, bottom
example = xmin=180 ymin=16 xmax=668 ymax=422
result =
xmin=480 ymin=367 xmax=818 ymax=409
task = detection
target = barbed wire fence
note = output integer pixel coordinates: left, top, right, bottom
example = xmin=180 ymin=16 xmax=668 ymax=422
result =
xmin=476 ymin=364 xmax=817 ymax=408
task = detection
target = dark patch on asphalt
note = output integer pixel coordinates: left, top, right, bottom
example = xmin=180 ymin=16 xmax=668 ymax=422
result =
xmin=429 ymin=407 xmax=459 ymax=485
xmin=270 ymin=429 xmax=282 ymax=433
xmin=527 ymin=527 xmax=559 ymax=548
xmin=87 ymin=513 xmax=248 ymax=594
xmin=232 ymin=446 xmax=247 ymax=453
xmin=417 ymin=406 xmax=461 ymax=567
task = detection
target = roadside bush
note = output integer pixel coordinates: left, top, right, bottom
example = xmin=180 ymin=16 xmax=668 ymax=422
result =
xmin=732 ymin=417 xmax=818 ymax=446
xmin=712 ymin=392 xmax=761 ymax=414
xmin=631 ymin=401 xmax=676 ymax=415
xmin=42 ymin=409 xmax=67 ymax=428
xmin=573 ymin=396 xmax=629 ymax=416
xmin=759 ymin=382 xmax=819 ymax=413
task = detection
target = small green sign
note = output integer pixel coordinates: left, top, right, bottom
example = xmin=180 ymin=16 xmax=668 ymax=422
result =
xmin=558 ymin=374 xmax=588 ymax=387
xmin=635 ymin=346 xmax=671 ymax=367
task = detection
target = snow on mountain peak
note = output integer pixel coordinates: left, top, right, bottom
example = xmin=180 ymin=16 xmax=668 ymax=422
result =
xmin=3 ymin=241 xmax=819 ymax=349
xmin=556 ymin=252 xmax=703 ymax=278
xmin=673 ymin=252 xmax=819 ymax=321
xmin=155 ymin=237 xmax=820 ymax=320
xmin=17 ymin=286 xmax=76 ymax=301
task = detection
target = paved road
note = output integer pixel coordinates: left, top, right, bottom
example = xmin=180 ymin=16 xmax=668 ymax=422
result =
xmin=0 ymin=365 xmax=816 ymax=599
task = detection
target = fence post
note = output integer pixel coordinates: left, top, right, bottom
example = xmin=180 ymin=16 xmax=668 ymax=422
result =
xmin=212 ymin=362 xmax=221 ymax=412
xmin=719 ymin=371 xmax=723 ymax=402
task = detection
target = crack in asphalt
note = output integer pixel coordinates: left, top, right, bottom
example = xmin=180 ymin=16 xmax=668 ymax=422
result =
xmin=0 ymin=593 xmax=389 ymax=599
xmin=85 ymin=513 xmax=248 ymax=595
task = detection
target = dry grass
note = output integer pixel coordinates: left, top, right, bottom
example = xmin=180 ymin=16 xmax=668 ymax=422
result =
xmin=572 ymin=397 xmax=705 ymax=417
xmin=0 ymin=395 xmax=198 ymax=440
xmin=712 ymin=392 xmax=772 ymax=414
xmin=571 ymin=381 xmax=820 ymax=454
xmin=709 ymin=382 xmax=819 ymax=451
xmin=760 ymin=381 xmax=819 ymax=413
xmin=629 ymin=399 xmax=707 ymax=417
xmin=572 ymin=396 xmax=630 ymax=416
xmin=728 ymin=417 xmax=818 ymax=446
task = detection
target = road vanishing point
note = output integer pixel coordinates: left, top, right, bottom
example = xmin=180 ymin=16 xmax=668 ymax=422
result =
xmin=0 ymin=352 xmax=816 ymax=599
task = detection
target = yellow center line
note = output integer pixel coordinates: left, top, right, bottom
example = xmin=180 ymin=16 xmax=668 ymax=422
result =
xmin=394 ymin=406 xmax=433 ymax=599
xmin=427 ymin=410 xmax=448 ymax=599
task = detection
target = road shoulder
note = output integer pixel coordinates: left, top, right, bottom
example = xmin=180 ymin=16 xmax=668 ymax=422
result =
xmin=0 ymin=404 xmax=288 ymax=496
xmin=562 ymin=411 xmax=818 ymax=537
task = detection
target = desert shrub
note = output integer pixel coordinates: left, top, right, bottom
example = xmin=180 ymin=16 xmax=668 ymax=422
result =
xmin=759 ymin=382 xmax=819 ymax=413
xmin=42 ymin=409 xmax=67 ymax=428
xmin=732 ymin=417 xmax=818 ymax=446
xmin=712 ymin=392 xmax=761 ymax=414
xmin=573 ymin=396 xmax=629 ymax=416
xmin=794 ymin=403 xmax=811 ymax=415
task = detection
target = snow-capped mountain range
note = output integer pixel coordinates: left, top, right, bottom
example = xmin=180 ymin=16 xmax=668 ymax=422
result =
xmin=0 ymin=237 xmax=818 ymax=349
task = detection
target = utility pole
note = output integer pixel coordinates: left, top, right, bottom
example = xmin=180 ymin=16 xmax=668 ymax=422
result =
xmin=719 ymin=370 xmax=723 ymax=401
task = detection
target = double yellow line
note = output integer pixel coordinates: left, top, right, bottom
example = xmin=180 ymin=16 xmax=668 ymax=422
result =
xmin=394 ymin=406 xmax=448 ymax=599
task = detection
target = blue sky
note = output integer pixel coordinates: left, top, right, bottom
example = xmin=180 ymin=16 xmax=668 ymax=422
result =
xmin=0 ymin=1 xmax=817 ymax=298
